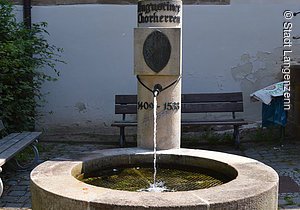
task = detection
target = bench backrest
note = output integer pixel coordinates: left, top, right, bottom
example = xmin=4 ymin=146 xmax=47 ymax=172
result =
xmin=115 ymin=92 xmax=244 ymax=115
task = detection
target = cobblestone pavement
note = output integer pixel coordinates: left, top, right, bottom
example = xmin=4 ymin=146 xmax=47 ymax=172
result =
xmin=0 ymin=141 xmax=300 ymax=209
xmin=242 ymin=142 xmax=300 ymax=210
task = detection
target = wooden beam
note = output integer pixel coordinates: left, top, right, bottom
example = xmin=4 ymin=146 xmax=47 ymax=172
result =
xmin=13 ymin=0 xmax=230 ymax=6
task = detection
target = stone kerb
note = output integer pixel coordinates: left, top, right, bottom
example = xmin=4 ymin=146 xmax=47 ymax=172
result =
xmin=30 ymin=148 xmax=279 ymax=210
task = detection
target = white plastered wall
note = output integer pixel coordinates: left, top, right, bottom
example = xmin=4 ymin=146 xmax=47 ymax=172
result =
xmin=14 ymin=0 xmax=300 ymax=136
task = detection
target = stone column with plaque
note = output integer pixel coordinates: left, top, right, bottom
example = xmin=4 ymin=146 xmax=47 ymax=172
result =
xmin=134 ymin=0 xmax=182 ymax=150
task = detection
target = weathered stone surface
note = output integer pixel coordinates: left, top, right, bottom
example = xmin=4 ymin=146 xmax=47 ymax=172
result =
xmin=136 ymin=76 xmax=181 ymax=150
xmin=134 ymin=28 xmax=181 ymax=76
xmin=135 ymin=0 xmax=182 ymax=150
xmin=0 ymin=178 xmax=3 ymax=197
xmin=31 ymin=148 xmax=279 ymax=210
xmin=137 ymin=0 xmax=182 ymax=28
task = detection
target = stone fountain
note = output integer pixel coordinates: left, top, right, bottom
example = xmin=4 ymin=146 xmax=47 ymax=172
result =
xmin=30 ymin=1 xmax=279 ymax=209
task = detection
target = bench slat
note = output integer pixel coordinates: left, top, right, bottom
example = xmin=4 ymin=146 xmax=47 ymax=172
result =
xmin=116 ymin=95 xmax=137 ymax=104
xmin=111 ymin=119 xmax=247 ymax=127
xmin=115 ymin=104 xmax=137 ymax=114
xmin=0 ymin=132 xmax=41 ymax=155
xmin=115 ymin=102 xmax=243 ymax=114
xmin=0 ymin=133 xmax=31 ymax=153
xmin=115 ymin=93 xmax=243 ymax=105
xmin=113 ymin=93 xmax=246 ymax=147
xmin=0 ymin=133 xmax=20 ymax=148
xmin=111 ymin=122 xmax=138 ymax=127
xmin=181 ymin=120 xmax=248 ymax=126
xmin=182 ymin=102 xmax=244 ymax=113
xmin=0 ymin=132 xmax=41 ymax=166
xmin=182 ymin=92 xmax=243 ymax=103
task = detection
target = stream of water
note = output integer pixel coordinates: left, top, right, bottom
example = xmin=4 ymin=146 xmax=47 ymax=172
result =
xmin=78 ymin=91 xmax=229 ymax=193
xmin=144 ymin=95 xmax=168 ymax=192
xmin=153 ymin=95 xmax=157 ymax=186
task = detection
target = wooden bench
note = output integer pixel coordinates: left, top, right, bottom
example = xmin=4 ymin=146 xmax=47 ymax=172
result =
xmin=0 ymin=120 xmax=41 ymax=196
xmin=111 ymin=92 xmax=248 ymax=148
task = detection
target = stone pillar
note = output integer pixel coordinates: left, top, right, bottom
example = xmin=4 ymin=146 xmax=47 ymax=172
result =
xmin=134 ymin=0 xmax=182 ymax=150
xmin=287 ymin=65 xmax=300 ymax=140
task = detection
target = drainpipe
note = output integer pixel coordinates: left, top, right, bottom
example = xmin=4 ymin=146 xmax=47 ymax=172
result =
xmin=23 ymin=0 xmax=31 ymax=29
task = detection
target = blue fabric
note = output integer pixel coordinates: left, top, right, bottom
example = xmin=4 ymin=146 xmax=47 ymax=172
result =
xmin=262 ymin=97 xmax=287 ymax=127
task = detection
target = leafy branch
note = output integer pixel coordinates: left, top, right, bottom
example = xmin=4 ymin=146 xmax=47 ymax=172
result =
xmin=0 ymin=0 xmax=64 ymax=132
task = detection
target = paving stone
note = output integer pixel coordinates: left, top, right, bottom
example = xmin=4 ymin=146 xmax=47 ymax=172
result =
xmin=0 ymin=195 xmax=23 ymax=203
xmin=1 ymin=141 xmax=300 ymax=209
xmin=18 ymin=195 xmax=30 ymax=203
xmin=7 ymin=180 xmax=18 ymax=185
xmin=18 ymin=180 xmax=30 ymax=186
xmin=9 ymin=185 xmax=29 ymax=191
xmin=278 ymin=199 xmax=287 ymax=205
xmin=280 ymin=205 xmax=300 ymax=209
xmin=23 ymin=203 xmax=32 ymax=208
xmin=4 ymin=202 xmax=24 ymax=208
xmin=8 ymin=190 xmax=27 ymax=196
xmin=293 ymin=197 xmax=300 ymax=204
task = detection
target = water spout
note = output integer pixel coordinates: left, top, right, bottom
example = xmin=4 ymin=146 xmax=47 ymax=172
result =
xmin=153 ymin=84 xmax=163 ymax=97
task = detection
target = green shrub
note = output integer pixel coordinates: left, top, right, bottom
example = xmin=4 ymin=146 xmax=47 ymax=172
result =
xmin=0 ymin=0 xmax=64 ymax=132
xmin=249 ymin=126 xmax=281 ymax=142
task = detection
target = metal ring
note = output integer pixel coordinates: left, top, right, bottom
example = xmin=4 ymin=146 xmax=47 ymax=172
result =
xmin=8 ymin=144 xmax=39 ymax=172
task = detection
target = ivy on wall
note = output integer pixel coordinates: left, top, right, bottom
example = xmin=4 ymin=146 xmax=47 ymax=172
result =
xmin=0 ymin=0 xmax=64 ymax=132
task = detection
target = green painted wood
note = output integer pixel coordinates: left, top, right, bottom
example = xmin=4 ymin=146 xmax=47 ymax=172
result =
xmin=115 ymin=102 xmax=243 ymax=114
xmin=181 ymin=102 xmax=244 ymax=113
xmin=111 ymin=122 xmax=138 ymax=127
xmin=181 ymin=120 xmax=248 ymax=126
xmin=0 ymin=133 xmax=32 ymax=153
xmin=111 ymin=119 xmax=247 ymax=127
xmin=115 ymin=93 xmax=244 ymax=114
xmin=115 ymin=95 xmax=137 ymax=105
xmin=13 ymin=0 xmax=230 ymax=6
xmin=0 ymin=133 xmax=20 ymax=148
xmin=115 ymin=92 xmax=243 ymax=105
xmin=113 ymin=92 xmax=246 ymax=147
xmin=0 ymin=132 xmax=41 ymax=166
xmin=115 ymin=104 xmax=137 ymax=114
xmin=182 ymin=92 xmax=243 ymax=103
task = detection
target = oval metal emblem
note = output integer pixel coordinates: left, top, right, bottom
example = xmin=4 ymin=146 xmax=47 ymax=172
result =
xmin=143 ymin=30 xmax=171 ymax=73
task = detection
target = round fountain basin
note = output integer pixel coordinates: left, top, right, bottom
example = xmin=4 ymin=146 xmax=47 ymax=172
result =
xmin=30 ymin=148 xmax=278 ymax=210
xmin=77 ymin=163 xmax=233 ymax=192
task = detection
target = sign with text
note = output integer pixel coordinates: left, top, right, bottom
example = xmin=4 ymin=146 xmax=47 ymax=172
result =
xmin=137 ymin=0 xmax=182 ymax=28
